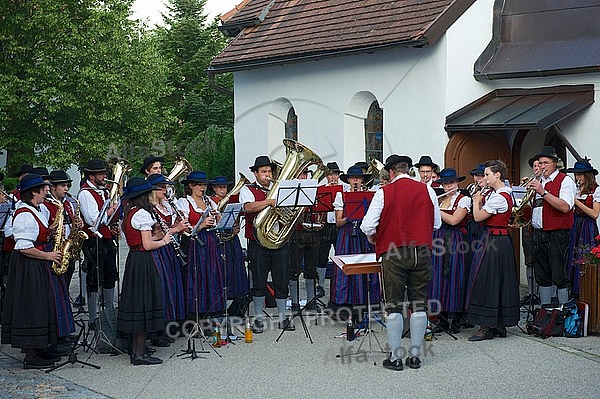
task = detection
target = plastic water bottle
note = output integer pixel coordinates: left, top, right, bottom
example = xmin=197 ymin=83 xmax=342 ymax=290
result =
xmin=213 ymin=323 xmax=221 ymax=348
xmin=346 ymin=317 xmax=354 ymax=341
xmin=245 ymin=318 xmax=253 ymax=343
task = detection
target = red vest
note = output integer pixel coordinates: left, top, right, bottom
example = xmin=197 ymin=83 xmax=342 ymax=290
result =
xmin=485 ymin=192 xmax=513 ymax=234
xmin=376 ymin=178 xmax=434 ymax=257
xmin=575 ymin=184 xmax=598 ymax=216
xmin=13 ymin=207 xmax=50 ymax=250
xmin=543 ymin=173 xmax=574 ymax=231
xmin=122 ymin=208 xmax=148 ymax=251
xmin=80 ymin=182 xmax=112 ymax=238
xmin=155 ymin=207 xmax=173 ymax=226
xmin=244 ymin=184 xmax=268 ymax=241
xmin=186 ymin=199 xmax=203 ymax=226
xmin=442 ymin=193 xmax=468 ymax=233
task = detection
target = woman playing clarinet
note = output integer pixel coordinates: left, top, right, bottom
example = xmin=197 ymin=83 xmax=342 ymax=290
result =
xmin=329 ymin=165 xmax=381 ymax=319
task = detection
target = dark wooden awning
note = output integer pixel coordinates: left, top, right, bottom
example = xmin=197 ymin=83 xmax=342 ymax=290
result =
xmin=445 ymin=85 xmax=594 ymax=134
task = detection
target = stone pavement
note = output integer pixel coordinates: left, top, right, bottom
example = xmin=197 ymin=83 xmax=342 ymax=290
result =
xmin=1 ymin=299 xmax=599 ymax=399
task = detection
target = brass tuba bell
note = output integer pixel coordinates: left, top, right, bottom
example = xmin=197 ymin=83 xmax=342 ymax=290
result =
xmin=253 ymin=139 xmax=324 ymax=249
xmin=166 ymin=156 xmax=193 ymax=183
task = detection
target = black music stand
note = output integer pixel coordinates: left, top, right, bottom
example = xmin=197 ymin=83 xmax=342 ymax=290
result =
xmin=275 ymin=179 xmax=318 ymax=343
xmin=46 ymin=319 xmax=100 ymax=373
xmin=214 ymin=203 xmax=244 ymax=345
xmin=332 ymin=254 xmax=386 ymax=357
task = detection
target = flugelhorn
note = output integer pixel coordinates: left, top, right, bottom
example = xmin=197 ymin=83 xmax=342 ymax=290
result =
xmin=167 ymin=156 xmax=192 ymax=183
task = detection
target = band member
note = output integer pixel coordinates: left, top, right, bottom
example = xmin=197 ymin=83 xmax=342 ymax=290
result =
xmin=415 ymin=155 xmax=440 ymax=187
xmin=240 ymin=156 xmax=292 ymax=333
xmin=140 ymin=155 xmax=164 ymax=176
xmin=78 ymin=159 xmax=119 ymax=328
xmin=118 ymin=177 xmax=169 ymax=365
xmin=466 ymin=160 xmax=520 ymax=341
xmin=209 ymin=175 xmax=250 ymax=305
xmin=44 ymin=171 xmax=76 ymax=343
xmin=521 ymin=157 xmax=541 ymax=305
xmin=1 ymin=174 xmax=61 ymax=369
xmin=288 ymin=169 xmax=320 ymax=313
xmin=316 ymin=162 xmax=347 ymax=298
xmin=429 ymin=168 xmax=471 ymax=333
xmin=565 ymin=159 xmax=599 ymax=298
xmin=177 ymin=171 xmax=224 ymax=320
xmin=330 ymin=165 xmax=380 ymax=316
xmin=147 ymin=173 xmax=188 ymax=345
xmin=528 ymin=146 xmax=577 ymax=306
xmin=361 ymin=155 xmax=441 ymax=370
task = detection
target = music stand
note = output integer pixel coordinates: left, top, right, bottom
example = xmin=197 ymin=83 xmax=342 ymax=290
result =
xmin=342 ymin=191 xmax=374 ymax=238
xmin=214 ymin=203 xmax=243 ymax=345
xmin=332 ymin=254 xmax=386 ymax=356
xmin=275 ymin=179 xmax=318 ymax=343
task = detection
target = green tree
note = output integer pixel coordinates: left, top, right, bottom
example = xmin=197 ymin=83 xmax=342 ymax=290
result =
xmin=155 ymin=0 xmax=234 ymax=180
xmin=0 ymin=0 xmax=172 ymax=172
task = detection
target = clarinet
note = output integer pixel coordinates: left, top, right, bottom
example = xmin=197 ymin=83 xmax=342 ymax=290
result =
xmin=350 ymin=183 xmax=359 ymax=238
xmin=153 ymin=208 xmax=187 ymax=267
xmin=166 ymin=195 xmax=192 ymax=236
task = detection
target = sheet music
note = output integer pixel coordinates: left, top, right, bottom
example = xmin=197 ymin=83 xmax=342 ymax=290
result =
xmin=276 ymin=179 xmax=318 ymax=207
xmin=335 ymin=253 xmax=377 ymax=265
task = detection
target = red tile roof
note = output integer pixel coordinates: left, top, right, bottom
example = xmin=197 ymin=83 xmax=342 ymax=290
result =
xmin=210 ymin=0 xmax=475 ymax=72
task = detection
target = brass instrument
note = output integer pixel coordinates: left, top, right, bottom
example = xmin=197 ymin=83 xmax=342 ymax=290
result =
xmin=254 ymin=139 xmax=323 ymax=249
xmin=300 ymin=163 xmax=331 ymax=232
xmin=63 ymin=193 xmax=89 ymax=264
xmin=364 ymin=157 xmax=385 ymax=189
xmin=510 ymin=173 xmax=537 ymax=228
xmin=46 ymin=195 xmax=68 ymax=275
xmin=91 ymin=158 xmax=131 ymax=237
xmin=166 ymin=156 xmax=192 ymax=183
xmin=215 ymin=173 xmax=251 ymax=242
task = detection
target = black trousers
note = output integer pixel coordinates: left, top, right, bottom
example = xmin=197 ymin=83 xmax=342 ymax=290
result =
xmin=317 ymin=223 xmax=338 ymax=268
xmin=247 ymin=240 xmax=289 ymax=299
xmin=289 ymin=230 xmax=319 ymax=280
xmin=82 ymin=237 xmax=118 ymax=292
xmin=532 ymin=229 xmax=570 ymax=289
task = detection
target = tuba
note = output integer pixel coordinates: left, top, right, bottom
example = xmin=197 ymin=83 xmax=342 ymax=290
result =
xmin=254 ymin=139 xmax=323 ymax=249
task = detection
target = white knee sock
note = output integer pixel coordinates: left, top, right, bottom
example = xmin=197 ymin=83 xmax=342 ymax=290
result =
xmin=385 ymin=312 xmax=404 ymax=361
xmin=288 ymin=281 xmax=299 ymax=304
xmin=317 ymin=267 xmax=326 ymax=288
xmin=88 ymin=292 xmax=98 ymax=322
xmin=103 ymin=288 xmax=114 ymax=310
xmin=305 ymin=279 xmax=315 ymax=300
xmin=253 ymin=296 xmax=265 ymax=321
xmin=276 ymin=298 xmax=288 ymax=322
xmin=409 ymin=311 xmax=427 ymax=358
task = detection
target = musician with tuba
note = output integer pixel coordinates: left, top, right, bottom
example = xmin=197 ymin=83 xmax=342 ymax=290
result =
xmin=209 ymin=175 xmax=250 ymax=314
xmin=329 ymin=165 xmax=381 ymax=317
xmin=239 ymin=156 xmax=293 ymax=333
xmin=78 ymin=159 xmax=119 ymax=329
xmin=176 ymin=170 xmax=225 ymax=323
xmin=429 ymin=168 xmax=471 ymax=334
xmin=1 ymin=174 xmax=62 ymax=369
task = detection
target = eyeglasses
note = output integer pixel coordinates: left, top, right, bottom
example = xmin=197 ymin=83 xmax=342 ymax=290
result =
xmin=538 ymin=161 xmax=555 ymax=166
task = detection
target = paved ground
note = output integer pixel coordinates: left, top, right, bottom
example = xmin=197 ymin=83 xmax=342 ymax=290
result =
xmin=1 ymin=255 xmax=599 ymax=398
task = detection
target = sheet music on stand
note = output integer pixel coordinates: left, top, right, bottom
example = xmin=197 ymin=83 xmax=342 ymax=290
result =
xmin=276 ymin=179 xmax=319 ymax=207
xmin=214 ymin=203 xmax=243 ymax=232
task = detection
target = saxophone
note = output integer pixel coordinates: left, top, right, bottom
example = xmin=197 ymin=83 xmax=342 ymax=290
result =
xmin=64 ymin=193 xmax=89 ymax=264
xmin=46 ymin=195 xmax=68 ymax=275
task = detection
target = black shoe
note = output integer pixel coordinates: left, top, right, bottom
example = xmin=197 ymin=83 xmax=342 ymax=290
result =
xmin=23 ymin=356 xmax=55 ymax=369
xmin=165 ymin=336 xmax=176 ymax=343
xmin=38 ymin=350 xmax=62 ymax=361
xmin=304 ymin=302 xmax=321 ymax=313
xmin=252 ymin=319 xmax=264 ymax=334
xmin=449 ymin=319 xmax=461 ymax=333
xmin=145 ymin=346 xmax=156 ymax=354
xmin=131 ymin=353 xmax=163 ymax=365
xmin=492 ymin=326 xmax=507 ymax=338
xmin=73 ymin=295 xmax=86 ymax=307
xmin=383 ymin=356 xmax=403 ymax=371
xmin=460 ymin=319 xmax=475 ymax=329
xmin=468 ymin=327 xmax=493 ymax=342
xmin=315 ymin=286 xmax=325 ymax=298
xmin=405 ymin=356 xmax=421 ymax=369
xmin=291 ymin=303 xmax=301 ymax=313
xmin=431 ymin=319 xmax=449 ymax=334
xmin=48 ymin=343 xmax=73 ymax=356
xmin=150 ymin=337 xmax=170 ymax=347
xmin=278 ymin=318 xmax=295 ymax=331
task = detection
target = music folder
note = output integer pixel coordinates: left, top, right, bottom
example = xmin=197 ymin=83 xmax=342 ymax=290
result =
xmin=331 ymin=253 xmax=381 ymax=275
xmin=214 ymin=203 xmax=243 ymax=232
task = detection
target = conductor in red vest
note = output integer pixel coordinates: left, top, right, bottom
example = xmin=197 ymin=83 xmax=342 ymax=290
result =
xmin=239 ymin=156 xmax=293 ymax=333
xmin=527 ymin=146 xmax=577 ymax=306
xmin=361 ymin=154 xmax=441 ymax=371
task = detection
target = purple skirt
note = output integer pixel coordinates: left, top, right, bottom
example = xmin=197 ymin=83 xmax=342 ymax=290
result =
xmin=566 ymin=214 xmax=598 ymax=296
xmin=152 ymin=244 xmax=186 ymax=321
xmin=429 ymin=226 xmax=466 ymax=313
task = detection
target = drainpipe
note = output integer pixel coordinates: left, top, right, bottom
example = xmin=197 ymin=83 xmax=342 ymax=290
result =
xmin=208 ymin=70 xmax=233 ymax=97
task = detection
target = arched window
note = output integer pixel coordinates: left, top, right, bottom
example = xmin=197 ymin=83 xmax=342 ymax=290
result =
xmin=364 ymin=101 xmax=383 ymax=162
xmin=285 ymin=107 xmax=298 ymax=140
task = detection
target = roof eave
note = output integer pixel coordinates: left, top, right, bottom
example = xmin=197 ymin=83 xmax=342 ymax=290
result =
xmin=208 ymin=38 xmax=430 ymax=74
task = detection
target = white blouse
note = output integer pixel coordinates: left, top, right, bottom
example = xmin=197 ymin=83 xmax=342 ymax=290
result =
xmin=13 ymin=202 xmax=49 ymax=250
xmin=482 ymin=187 xmax=512 ymax=215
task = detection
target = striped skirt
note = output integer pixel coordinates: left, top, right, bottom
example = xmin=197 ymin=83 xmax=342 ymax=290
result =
xmin=566 ymin=214 xmax=598 ymax=296
xmin=330 ymin=223 xmax=381 ymax=305
xmin=152 ymin=244 xmax=186 ymax=321
xmin=49 ymin=272 xmax=75 ymax=337
xmin=429 ymin=226 xmax=466 ymax=313
xmin=218 ymin=235 xmax=249 ymax=299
